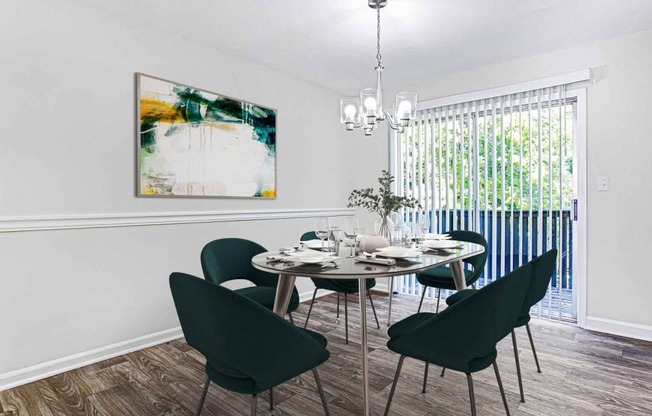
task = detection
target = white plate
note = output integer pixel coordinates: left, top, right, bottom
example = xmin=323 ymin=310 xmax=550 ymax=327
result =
xmin=300 ymin=239 xmax=334 ymax=249
xmin=424 ymin=233 xmax=452 ymax=240
xmin=376 ymin=246 xmax=412 ymax=253
xmin=376 ymin=251 xmax=422 ymax=259
xmin=422 ymin=240 xmax=463 ymax=249
xmin=287 ymin=253 xmax=339 ymax=264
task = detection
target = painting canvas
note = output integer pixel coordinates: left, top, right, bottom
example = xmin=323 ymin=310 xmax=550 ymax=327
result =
xmin=137 ymin=74 xmax=276 ymax=198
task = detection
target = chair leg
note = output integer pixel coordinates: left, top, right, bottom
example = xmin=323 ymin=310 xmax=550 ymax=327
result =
xmin=288 ymin=313 xmax=295 ymax=325
xmin=384 ymin=355 xmax=406 ymax=416
xmin=269 ymin=387 xmax=273 ymax=411
xmin=417 ymin=288 xmax=427 ymax=313
xmin=435 ymin=288 xmax=441 ymax=313
xmin=312 ymin=368 xmax=330 ymax=416
xmin=511 ymin=330 xmax=525 ymax=402
xmin=493 ymin=361 xmax=510 ymax=416
xmin=250 ymin=393 xmax=258 ymax=416
xmin=367 ymin=292 xmax=380 ymax=329
xmin=422 ymin=363 xmax=429 ymax=393
xmin=303 ymin=288 xmax=318 ymax=329
xmin=344 ymin=293 xmax=349 ymax=344
xmin=466 ymin=373 xmax=477 ymax=416
xmin=196 ymin=377 xmax=210 ymax=416
xmin=337 ymin=292 xmax=340 ymax=318
xmin=440 ymin=367 xmax=446 ymax=377
xmin=526 ymin=323 xmax=542 ymax=373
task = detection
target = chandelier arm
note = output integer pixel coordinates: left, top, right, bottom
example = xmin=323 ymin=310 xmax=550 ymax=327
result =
xmin=384 ymin=112 xmax=400 ymax=129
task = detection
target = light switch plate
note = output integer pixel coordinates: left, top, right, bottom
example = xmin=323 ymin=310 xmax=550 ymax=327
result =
xmin=597 ymin=175 xmax=610 ymax=192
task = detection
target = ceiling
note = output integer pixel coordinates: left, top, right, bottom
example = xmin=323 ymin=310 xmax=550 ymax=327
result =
xmin=78 ymin=0 xmax=652 ymax=93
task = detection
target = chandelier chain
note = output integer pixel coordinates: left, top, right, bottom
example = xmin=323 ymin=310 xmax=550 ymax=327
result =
xmin=376 ymin=4 xmax=382 ymax=66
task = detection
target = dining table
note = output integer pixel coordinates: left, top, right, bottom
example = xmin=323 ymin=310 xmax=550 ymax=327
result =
xmin=251 ymin=241 xmax=486 ymax=416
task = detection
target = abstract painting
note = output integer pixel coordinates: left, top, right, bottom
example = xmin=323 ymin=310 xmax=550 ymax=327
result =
xmin=137 ymin=74 xmax=276 ymax=198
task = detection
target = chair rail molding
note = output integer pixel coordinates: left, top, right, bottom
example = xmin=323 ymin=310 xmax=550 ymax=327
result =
xmin=0 ymin=208 xmax=355 ymax=233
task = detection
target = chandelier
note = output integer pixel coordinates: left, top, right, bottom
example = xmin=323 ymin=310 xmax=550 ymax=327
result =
xmin=340 ymin=0 xmax=417 ymax=136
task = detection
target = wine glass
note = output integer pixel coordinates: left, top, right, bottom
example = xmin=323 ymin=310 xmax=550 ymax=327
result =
xmin=315 ymin=217 xmax=331 ymax=252
xmin=417 ymin=211 xmax=430 ymax=240
xmin=343 ymin=218 xmax=360 ymax=257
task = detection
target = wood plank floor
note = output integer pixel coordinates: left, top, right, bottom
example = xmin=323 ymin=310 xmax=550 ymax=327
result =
xmin=2 ymin=292 xmax=652 ymax=415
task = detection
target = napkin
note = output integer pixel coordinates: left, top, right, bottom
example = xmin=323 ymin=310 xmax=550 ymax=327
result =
xmin=354 ymin=256 xmax=396 ymax=266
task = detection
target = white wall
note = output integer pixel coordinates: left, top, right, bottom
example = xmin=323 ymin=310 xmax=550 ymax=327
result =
xmin=377 ymin=30 xmax=652 ymax=336
xmin=0 ymin=0 xmax=354 ymax=386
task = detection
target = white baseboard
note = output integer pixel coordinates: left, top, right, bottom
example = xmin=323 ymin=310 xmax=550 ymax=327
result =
xmin=299 ymin=288 xmax=333 ymax=303
xmin=1 ymin=286 xmax=377 ymax=392
xmin=0 ymin=327 xmax=183 ymax=392
xmin=585 ymin=316 xmax=652 ymax=342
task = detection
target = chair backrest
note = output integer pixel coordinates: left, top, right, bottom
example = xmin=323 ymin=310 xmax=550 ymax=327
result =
xmin=521 ymin=248 xmax=558 ymax=317
xmin=448 ymin=230 xmax=488 ymax=285
xmin=301 ymin=231 xmax=317 ymax=241
xmin=390 ymin=263 xmax=531 ymax=364
xmin=169 ymin=272 xmax=329 ymax=388
xmin=200 ymin=238 xmax=277 ymax=287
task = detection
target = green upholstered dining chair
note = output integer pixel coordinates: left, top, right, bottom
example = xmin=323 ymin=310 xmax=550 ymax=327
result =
xmin=169 ymin=272 xmax=331 ymax=416
xmin=300 ymin=231 xmax=380 ymax=344
xmin=446 ymin=248 xmax=558 ymax=403
xmin=415 ymin=230 xmax=488 ymax=313
xmin=383 ymin=263 xmax=532 ymax=416
xmin=201 ymin=238 xmax=300 ymax=324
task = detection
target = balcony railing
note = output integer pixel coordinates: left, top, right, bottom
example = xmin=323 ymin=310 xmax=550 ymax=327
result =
xmin=398 ymin=208 xmax=575 ymax=322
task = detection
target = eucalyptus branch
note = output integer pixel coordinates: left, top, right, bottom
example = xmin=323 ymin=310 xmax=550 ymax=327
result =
xmin=347 ymin=170 xmax=421 ymax=217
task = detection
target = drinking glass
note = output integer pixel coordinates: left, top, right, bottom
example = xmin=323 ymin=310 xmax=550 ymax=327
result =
xmin=355 ymin=227 xmax=367 ymax=255
xmin=315 ymin=217 xmax=331 ymax=252
xmin=343 ymin=218 xmax=360 ymax=257
xmin=330 ymin=226 xmax=343 ymax=254
xmin=417 ymin=211 xmax=430 ymax=241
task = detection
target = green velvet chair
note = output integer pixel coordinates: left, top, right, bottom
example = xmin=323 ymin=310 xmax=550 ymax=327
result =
xmin=169 ymin=272 xmax=331 ymax=416
xmin=300 ymin=231 xmax=380 ymax=344
xmin=415 ymin=230 xmax=488 ymax=313
xmin=446 ymin=248 xmax=558 ymax=402
xmin=201 ymin=238 xmax=300 ymax=323
xmin=384 ymin=264 xmax=532 ymax=416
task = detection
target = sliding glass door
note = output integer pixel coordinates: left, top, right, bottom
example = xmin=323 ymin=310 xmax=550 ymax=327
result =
xmin=393 ymin=86 xmax=578 ymax=322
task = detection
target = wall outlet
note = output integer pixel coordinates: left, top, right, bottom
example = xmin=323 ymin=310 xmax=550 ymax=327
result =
xmin=597 ymin=175 xmax=610 ymax=192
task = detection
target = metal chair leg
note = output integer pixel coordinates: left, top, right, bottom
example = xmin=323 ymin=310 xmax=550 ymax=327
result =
xmin=312 ymin=368 xmax=331 ymax=416
xmin=250 ymin=393 xmax=258 ymax=416
xmin=303 ymin=288 xmax=318 ymax=329
xmin=344 ymin=293 xmax=349 ymax=344
xmin=387 ymin=276 xmax=394 ymax=326
xmin=417 ymin=288 xmax=427 ymax=313
xmin=512 ymin=330 xmax=525 ymax=402
xmin=440 ymin=367 xmax=446 ymax=377
xmin=288 ymin=313 xmax=295 ymax=325
xmin=367 ymin=292 xmax=380 ymax=329
xmin=337 ymin=292 xmax=340 ymax=318
xmin=269 ymin=387 xmax=274 ymax=411
xmin=493 ymin=361 xmax=510 ymax=416
xmin=435 ymin=288 xmax=441 ymax=313
xmin=196 ymin=377 xmax=210 ymax=416
xmin=466 ymin=373 xmax=477 ymax=416
xmin=384 ymin=355 xmax=406 ymax=416
xmin=422 ymin=363 xmax=429 ymax=393
xmin=526 ymin=323 xmax=542 ymax=373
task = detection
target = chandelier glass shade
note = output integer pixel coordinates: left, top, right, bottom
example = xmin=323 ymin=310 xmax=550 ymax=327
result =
xmin=340 ymin=0 xmax=417 ymax=135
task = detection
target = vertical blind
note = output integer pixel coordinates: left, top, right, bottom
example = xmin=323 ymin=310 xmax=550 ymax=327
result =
xmin=394 ymin=85 xmax=576 ymax=322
